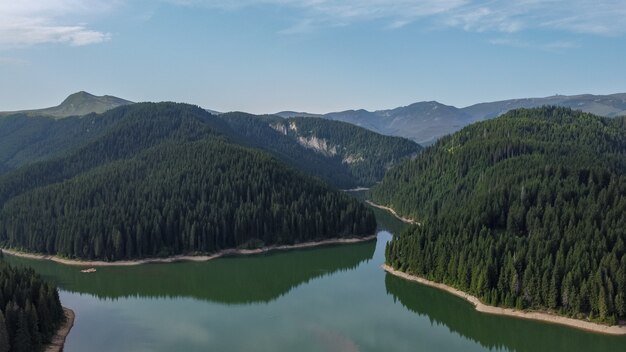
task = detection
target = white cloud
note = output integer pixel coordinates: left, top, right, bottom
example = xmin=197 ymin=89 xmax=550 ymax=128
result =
xmin=0 ymin=0 xmax=114 ymax=48
xmin=166 ymin=0 xmax=626 ymax=36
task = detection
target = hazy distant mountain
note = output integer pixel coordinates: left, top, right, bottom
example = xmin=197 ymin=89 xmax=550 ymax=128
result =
xmin=284 ymin=93 xmax=626 ymax=145
xmin=318 ymin=102 xmax=470 ymax=145
xmin=462 ymin=93 xmax=626 ymax=120
xmin=0 ymin=91 xmax=133 ymax=118
xmin=275 ymin=111 xmax=323 ymax=119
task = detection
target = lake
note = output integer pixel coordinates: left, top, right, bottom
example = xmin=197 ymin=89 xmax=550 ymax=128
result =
xmin=5 ymin=206 xmax=626 ymax=351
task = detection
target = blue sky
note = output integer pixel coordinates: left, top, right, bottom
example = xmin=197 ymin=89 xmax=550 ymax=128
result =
xmin=1 ymin=0 xmax=625 ymax=113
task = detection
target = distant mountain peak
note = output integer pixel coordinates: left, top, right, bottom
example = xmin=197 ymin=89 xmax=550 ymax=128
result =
xmin=0 ymin=91 xmax=133 ymax=119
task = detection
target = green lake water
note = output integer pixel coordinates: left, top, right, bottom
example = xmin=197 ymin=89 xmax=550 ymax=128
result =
xmin=5 ymin=206 xmax=626 ymax=351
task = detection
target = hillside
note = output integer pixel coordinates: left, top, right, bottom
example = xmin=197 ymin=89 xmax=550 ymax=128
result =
xmin=0 ymin=106 xmax=138 ymax=171
xmin=0 ymin=91 xmax=133 ymax=119
xmin=218 ymin=113 xmax=421 ymax=187
xmin=0 ymin=103 xmax=376 ymax=261
xmin=372 ymin=107 xmax=626 ymax=324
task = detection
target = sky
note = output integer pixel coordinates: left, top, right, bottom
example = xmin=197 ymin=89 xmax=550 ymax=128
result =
xmin=1 ymin=0 xmax=625 ymax=114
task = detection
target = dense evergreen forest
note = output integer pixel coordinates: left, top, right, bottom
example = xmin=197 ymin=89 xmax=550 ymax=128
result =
xmin=0 ymin=257 xmax=65 ymax=352
xmin=373 ymin=107 xmax=626 ymax=324
xmin=0 ymin=103 xmax=376 ymax=260
xmin=215 ymin=113 xmax=357 ymax=188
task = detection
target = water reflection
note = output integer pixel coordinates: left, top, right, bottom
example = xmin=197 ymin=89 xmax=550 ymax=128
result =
xmin=6 ymin=240 xmax=375 ymax=304
xmin=385 ymin=273 xmax=626 ymax=352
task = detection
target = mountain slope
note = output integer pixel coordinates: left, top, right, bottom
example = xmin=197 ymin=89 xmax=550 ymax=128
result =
xmin=188 ymin=112 xmax=421 ymax=188
xmin=270 ymin=116 xmax=421 ymax=186
xmin=373 ymin=107 xmax=626 ymax=324
xmin=0 ymin=106 xmax=138 ymax=171
xmin=0 ymin=103 xmax=227 ymax=204
xmin=0 ymin=91 xmax=133 ymax=119
xmin=0 ymin=103 xmax=376 ymax=260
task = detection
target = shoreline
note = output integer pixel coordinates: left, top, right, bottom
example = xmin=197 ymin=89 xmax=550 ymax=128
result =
xmin=45 ymin=307 xmax=75 ymax=352
xmin=382 ymin=264 xmax=626 ymax=336
xmin=365 ymin=200 xmax=420 ymax=225
xmin=342 ymin=187 xmax=370 ymax=192
xmin=1 ymin=235 xmax=377 ymax=267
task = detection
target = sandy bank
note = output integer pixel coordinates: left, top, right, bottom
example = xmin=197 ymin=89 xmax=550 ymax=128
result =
xmin=45 ymin=307 xmax=75 ymax=352
xmin=365 ymin=200 xmax=420 ymax=225
xmin=1 ymin=235 xmax=376 ymax=267
xmin=382 ymin=264 xmax=626 ymax=335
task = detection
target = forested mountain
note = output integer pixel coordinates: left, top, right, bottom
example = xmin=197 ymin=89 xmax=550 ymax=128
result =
xmin=0 ymin=106 xmax=139 ymax=171
xmin=0 ymin=91 xmax=133 ymax=119
xmin=218 ymin=113 xmax=420 ymax=187
xmin=0 ymin=103 xmax=376 ymax=261
xmin=0 ymin=257 xmax=65 ymax=352
xmin=214 ymin=112 xmax=355 ymax=188
xmin=0 ymin=103 xmax=227 ymax=205
xmin=373 ymin=107 xmax=626 ymax=324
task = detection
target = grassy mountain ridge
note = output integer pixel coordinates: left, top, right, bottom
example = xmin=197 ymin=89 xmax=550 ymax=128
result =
xmin=373 ymin=107 xmax=626 ymax=324
xmin=0 ymin=91 xmax=133 ymax=119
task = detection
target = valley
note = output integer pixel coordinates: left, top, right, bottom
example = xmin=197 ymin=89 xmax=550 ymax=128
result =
xmin=0 ymin=95 xmax=624 ymax=351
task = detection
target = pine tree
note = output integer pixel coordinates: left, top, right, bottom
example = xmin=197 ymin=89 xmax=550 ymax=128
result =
xmin=13 ymin=313 xmax=32 ymax=352
xmin=0 ymin=311 xmax=9 ymax=352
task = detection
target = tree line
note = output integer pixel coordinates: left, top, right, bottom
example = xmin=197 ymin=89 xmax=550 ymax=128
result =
xmin=0 ymin=257 xmax=65 ymax=352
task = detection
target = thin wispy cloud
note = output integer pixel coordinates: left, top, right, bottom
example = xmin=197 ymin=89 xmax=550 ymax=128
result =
xmin=3 ymin=1 xmax=625 ymax=49
xmin=0 ymin=0 xmax=114 ymax=48
xmin=0 ymin=56 xmax=29 ymax=65
xmin=168 ymin=0 xmax=626 ymax=36
xmin=489 ymin=37 xmax=579 ymax=51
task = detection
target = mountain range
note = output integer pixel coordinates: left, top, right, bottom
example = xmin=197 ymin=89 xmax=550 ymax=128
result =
xmin=2 ymin=91 xmax=625 ymax=146
xmin=279 ymin=93 xmax=626 ymax=145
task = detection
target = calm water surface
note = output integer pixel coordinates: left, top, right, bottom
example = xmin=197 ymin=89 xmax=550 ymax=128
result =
xmin=6 ymin=206 xmax=626 ymax=351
